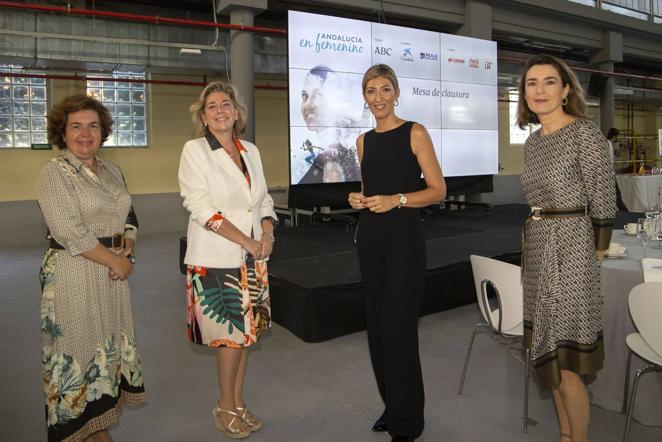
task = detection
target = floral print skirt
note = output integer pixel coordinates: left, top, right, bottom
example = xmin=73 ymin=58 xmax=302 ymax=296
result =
xmin=186 ymin=258 xmax=271 ymax=348
xmin=40 ymin=249 xmax=146 ymax=441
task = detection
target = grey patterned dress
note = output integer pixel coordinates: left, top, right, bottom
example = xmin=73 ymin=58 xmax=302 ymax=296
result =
xmin=521 ymin=119 xmax=616 ymax=389
xmin=37 ymin=150 xmax=145 ymax=441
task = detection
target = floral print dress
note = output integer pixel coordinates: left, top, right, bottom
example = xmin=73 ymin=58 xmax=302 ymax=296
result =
xmin=185 ymin=136 xmax=272 ymax=348
xmin=186 ymin=258 xmax=271 ymax=347
xmin=37 ymin=151 xmax=145 ymax=441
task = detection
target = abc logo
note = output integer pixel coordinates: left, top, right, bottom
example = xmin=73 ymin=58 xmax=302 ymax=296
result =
xmin=374 ymin=47 xmax=392 ymax=56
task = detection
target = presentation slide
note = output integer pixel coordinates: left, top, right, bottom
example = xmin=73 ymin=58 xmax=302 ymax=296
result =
xmin=288 ymin=10 xmax=498 ymax=185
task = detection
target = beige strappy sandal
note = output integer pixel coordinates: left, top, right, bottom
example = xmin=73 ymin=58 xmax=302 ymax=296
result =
xmin=236 ymin=405 xmax=262 ymax=432
xmin=212 ymin=407 xmax=251 ymax=439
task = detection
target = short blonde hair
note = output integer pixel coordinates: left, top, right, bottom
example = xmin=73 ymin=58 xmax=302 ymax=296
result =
xmin=361 ymin=64 xmax=399 ymax=94
xmin=517 ymin=54 xmax=587 ymax=129
xmin=189 ymin=81 xmax=247 ymax=138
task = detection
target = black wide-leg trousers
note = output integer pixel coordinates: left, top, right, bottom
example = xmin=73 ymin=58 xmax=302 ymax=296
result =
xmin=357 ymin=210 xmax=426 ymax=437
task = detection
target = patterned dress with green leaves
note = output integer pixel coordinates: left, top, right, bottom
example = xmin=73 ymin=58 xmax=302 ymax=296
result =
xmin=186 ymin=258 xmax=271 ymax=348
xmin=37 ymin=152 xmax=145 ymax=441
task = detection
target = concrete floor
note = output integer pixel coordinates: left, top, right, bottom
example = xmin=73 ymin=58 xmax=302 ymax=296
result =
xmin=2 ymin=232 xmax=661 ymax=441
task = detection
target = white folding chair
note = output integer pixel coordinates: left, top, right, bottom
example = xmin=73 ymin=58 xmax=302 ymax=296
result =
xmin=622 ymin=282 xmax=662 ymax=442
xmin=458 ymin=255 xmax=532 ymax=432
xmin=641 ymin=258 xmax=662 ymax=282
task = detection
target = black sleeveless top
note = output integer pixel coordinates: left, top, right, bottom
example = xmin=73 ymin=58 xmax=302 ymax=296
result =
xmin=361 ymin=121 xmax=423 ymax=198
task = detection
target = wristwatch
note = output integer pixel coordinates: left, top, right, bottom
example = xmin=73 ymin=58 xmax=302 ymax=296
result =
xmin=397 ymin=193 xmax=407 ymax=208
xmin=128 ymin=255 xmax=136 ymax=265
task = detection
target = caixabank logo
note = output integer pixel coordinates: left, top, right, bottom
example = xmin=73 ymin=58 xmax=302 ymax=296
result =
xmin=401 ymin=44 xmax=414 ymax=62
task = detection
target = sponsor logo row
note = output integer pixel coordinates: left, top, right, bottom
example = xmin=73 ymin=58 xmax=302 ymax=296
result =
xmin=299 ymin=31 xmax=493 ymax=71
xmin=374 ymin=46 xmax=491 ymax=70
xmin=446 ymin=57 xmax=492 ymax=70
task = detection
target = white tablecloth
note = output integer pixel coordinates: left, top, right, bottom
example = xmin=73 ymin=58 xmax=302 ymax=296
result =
xmin=588 ymin=231 xmax=662 ymax=426
xmin=615 ymin=174 xmax=662 ymax=212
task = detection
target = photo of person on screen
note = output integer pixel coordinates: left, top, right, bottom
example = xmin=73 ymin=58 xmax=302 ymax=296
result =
xmin=297 ymin=65 xmax=370 ymax=184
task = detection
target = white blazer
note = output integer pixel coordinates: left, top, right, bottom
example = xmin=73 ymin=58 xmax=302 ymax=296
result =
xmin=178 ymin=136 xmax=277 ymax=268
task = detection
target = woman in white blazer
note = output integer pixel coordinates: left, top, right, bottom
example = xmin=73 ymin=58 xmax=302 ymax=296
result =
xmin=178 ymin=81 xmax=277 ymax=439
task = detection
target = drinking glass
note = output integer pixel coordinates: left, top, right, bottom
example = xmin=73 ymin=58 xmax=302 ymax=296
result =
xmin=644 ymin=203 xmax=660 ymax=219
xmin=637 ymin=218 xmax=655 ymax=258
xmin=652 ymin=216 xmax=662 ymax=249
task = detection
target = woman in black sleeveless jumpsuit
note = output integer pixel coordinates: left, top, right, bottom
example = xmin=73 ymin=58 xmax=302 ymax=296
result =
xmin=349 ymin=64 xmax=446 ymax=442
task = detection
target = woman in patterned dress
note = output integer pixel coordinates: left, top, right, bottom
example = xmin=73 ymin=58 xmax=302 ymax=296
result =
xmin=517 ymin=55 xmax=616 ymax=442
xmin=178 ymin=81 xmax=276 ymax=439
xmin=37 ymin=94 xmax=145 ymax=441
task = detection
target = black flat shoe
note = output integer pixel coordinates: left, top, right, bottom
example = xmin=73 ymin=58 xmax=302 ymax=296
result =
xmin=372 ymin=412 xmax=387 ymax=432
xmin=391 ymin=436 xmax=416 ymax=442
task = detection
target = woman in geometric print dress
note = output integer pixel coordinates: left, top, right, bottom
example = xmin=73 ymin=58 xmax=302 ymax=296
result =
xmin=36 ymin=94 xmax=145 ymax=442
xmin=178 ymin=81 xmax=276 ymax=440
xmin=517 ymin=55 xmax=616 ymax=442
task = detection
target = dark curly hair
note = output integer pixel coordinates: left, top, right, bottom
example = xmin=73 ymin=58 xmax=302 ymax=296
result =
xmin=47 ymin=94 xmax=113 ymax=149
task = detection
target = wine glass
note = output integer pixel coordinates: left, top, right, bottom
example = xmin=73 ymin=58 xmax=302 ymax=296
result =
xmin=637 ymin=218 xmax=655 ymax=258
xmin=652 ymin=216 xmax=662 ymax=249
xmin=644 ymin=203 xmax=660 ymax=219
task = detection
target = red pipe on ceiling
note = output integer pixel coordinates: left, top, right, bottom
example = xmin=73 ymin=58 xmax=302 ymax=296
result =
xmin=0 ymin=4 xmax=657 ymax=83
xmin=0 ymin=0 xmax=287 ymax=35
xmin=499 ymin=56 xmax=662 ymax=83
xmin=0 ymin=72 xmax=288 ymax=90
xmin=3 ymin=64 xmax=659 ymax=89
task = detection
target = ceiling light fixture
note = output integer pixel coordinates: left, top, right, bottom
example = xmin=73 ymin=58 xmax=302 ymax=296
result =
xmin=179 ymin=48 xmax=202 ymax=55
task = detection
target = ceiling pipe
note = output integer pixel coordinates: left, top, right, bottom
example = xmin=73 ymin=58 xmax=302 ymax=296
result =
xmin=498 ymin=56 xmax=662 ymax=83
xmin=0 ymin=28 xmax=226 ymax=52
xmin=2 ymin=64 xmax=656 ymax=90
xmin=0 ymin=0 xmax=287 ymax=35
xmin=0 ymin=71 xmax=287 ymax=90
xmin=1 ymin=2 xmax=657 ymax=83
xmin=2 ymin=64 xmax=656 ymax=92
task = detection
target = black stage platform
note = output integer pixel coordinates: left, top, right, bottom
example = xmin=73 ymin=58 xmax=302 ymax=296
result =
xmin=268 ymin=204 xmax=531 ymax=343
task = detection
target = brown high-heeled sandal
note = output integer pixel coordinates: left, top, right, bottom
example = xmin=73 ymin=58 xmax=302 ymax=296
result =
xmin=236 ymin=405 xmax=262 ymax=432
xmin=212 ymin=407 xmax=251 ymax=439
